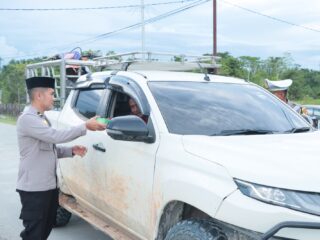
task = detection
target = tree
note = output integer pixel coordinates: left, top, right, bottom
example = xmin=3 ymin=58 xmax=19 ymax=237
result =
xmin=217 ymin=52 xmax=244 ymax=78
xmin=106 ymin=50 xmax=121 ymax=61
xmin=0 ymin=63 xmax=26 ymax=104
xmin=238 ymin=56 xmax=262 ymax=84
xmin=0 ymin=50 xmax=319 ymax=105
xmin=173 ymin=55 xmax=184 ymax=62
xmin=262 ymin=55 xmax=293 ymax=80
xmin=82 ymin=49 xmax=102 ymax=59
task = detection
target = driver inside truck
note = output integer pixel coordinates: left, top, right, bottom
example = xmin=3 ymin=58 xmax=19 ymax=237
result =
xmin=128 ymin=98 xmax=148 ymax=123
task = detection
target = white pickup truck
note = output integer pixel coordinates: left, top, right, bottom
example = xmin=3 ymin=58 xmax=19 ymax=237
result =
xmin=47 ymin=67 xmax=320 ymax=240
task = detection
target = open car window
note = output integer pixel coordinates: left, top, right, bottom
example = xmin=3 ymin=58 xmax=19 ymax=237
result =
xmin=110 ymin=92 xmax=132 ymax=118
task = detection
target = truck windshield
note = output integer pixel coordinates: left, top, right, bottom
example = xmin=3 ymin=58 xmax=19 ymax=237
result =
xmin=148 ymin=81 xmax=309 ymax=135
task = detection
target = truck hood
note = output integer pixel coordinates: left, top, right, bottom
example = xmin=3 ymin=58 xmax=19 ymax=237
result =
xmin=182 ymin=131 xmax=320 ymax=192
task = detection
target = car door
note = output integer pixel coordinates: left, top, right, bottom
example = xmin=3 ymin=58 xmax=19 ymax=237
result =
xmin=57 ymin=86 xmax=107 ymax=206
xmin=87 ymin=76 xmax=160 ymax=239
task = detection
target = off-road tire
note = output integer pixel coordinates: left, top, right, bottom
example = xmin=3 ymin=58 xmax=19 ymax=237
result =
xmin=164 ymin=219 xmax=227 ymax=240
xmin=54 ymin=206 xmax=72 ymax=227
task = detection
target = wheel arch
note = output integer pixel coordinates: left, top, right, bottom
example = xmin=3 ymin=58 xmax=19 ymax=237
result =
xmin=155 ymin=200 xmax=215 ymax=240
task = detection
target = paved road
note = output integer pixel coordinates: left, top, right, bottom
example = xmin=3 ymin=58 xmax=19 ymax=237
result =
xmin=0 ymin=123 xmax=112 ymax=240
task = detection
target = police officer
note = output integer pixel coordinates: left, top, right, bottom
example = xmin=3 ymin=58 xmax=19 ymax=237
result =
xmin=16 ymin=76 xmax=106 ymax=240
xmin=264 ymin=79 xmax=294 ymax=105
xmin=265 ymin=78 xmax=314 ymax=125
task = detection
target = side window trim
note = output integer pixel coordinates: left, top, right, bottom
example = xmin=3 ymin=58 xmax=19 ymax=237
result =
xmin=71 ymin=90 xmax=86 ymax=120
xmin=98 ymin=89 xmax=112 ymax=118
xmin=108 ymin=76 xmax=150 ymax=116
xmin=107 ymin=91 xmax=118 ymax=118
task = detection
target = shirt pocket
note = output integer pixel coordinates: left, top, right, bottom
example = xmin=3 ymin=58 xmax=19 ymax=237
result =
xmin=39 ymin=142 xmax=53 ymax=151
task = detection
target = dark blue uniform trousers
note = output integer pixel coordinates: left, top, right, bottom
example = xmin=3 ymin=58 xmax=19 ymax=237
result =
xmin=17 ymin=189 xmax=59 ymax=240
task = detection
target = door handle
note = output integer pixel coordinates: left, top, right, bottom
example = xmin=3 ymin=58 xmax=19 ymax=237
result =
xmin=92 ymin=143 xmax=106 ymax=152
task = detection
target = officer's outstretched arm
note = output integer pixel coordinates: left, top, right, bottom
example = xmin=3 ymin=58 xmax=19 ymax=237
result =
xmin=19 ymin=114 xmax=86 ymax=144
xmin=85 ymin=116 xmax=107 ymax=131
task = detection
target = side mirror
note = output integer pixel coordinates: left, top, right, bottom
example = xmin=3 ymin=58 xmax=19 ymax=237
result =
xmin=107 ymin=115 xmax=152 ymax=142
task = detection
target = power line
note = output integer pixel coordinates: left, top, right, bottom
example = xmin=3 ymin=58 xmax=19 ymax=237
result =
xmin=75 ymin=0 xmax=209 ymax=45
xmin=0 ymin=0 xmax=199 ymax=11
xmin=221 ymin=0 xmax=320 ymax=34
xmin=2 ymin=0 xmax=209 ymax=60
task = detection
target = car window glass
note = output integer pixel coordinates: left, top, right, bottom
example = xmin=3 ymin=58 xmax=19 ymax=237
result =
xmin=74 ymin=89 xmax=104 ymax=119
xmin=313 ymin=108 xmax=320 ymax=116
xmin=149 ymin=81 xmax=308 ymax=135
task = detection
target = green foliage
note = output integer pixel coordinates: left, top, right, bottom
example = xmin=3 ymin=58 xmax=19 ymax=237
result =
xmin=105 ymin=50 xmax=122 ymax=60
xmin=0 ymin=62 xmax=26 ymax=104
xmin=217 ymin=52 xmax=320 ymax=103
xmin=1 ymin=51 xmax=320 ymax=105
xmin=297 ymin=97 xmax=320 ymax=105
xmin=0 ymin=115 xmax=17 ymax=125
xmin=173 ymin=55 xmax=184 ymax=62
xmin=217 ymin=52 xmax=244 ymax=77
xmin=82 ymin=49 xmax=102 ymax=59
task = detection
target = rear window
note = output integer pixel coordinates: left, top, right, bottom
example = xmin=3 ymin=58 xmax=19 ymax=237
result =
xmin=149 ymin=81 xmax=308 ymax=135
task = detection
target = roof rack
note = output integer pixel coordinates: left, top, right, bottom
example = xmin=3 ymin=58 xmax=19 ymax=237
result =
xmin=94 ymin=51 xmax=220 ymax=71
xmin=25 ymin=51 xmax=220 ymax=108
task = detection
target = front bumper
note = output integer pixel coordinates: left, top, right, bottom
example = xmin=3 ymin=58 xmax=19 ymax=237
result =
xmin=261 ymin=221 xmax=320 ymax=240
xmin=215 ymin=190 xmax=320 ymax=240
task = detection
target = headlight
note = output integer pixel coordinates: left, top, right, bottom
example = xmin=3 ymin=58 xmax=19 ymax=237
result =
xmin=235 ymin=179 xmax=320 ymax=216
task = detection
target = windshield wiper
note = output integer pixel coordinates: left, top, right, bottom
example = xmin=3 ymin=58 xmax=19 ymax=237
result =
xmin=213 ymin=129 xmax=275 ymax=136
xmin=285 ymin=127 xmax=311 ymax=133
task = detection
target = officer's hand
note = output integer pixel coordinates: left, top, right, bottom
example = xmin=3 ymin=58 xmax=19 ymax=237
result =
xmin=72 ymin=145 xmax=87 ymax=157
xmin=85 ymin=116 xmax=107 ymax=131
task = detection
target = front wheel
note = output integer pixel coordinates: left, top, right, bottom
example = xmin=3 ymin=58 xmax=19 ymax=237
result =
xmin=54 ymin=206 xmax=72 ymax=227
xmin=165 ymin=219 xmax=227 ymax=240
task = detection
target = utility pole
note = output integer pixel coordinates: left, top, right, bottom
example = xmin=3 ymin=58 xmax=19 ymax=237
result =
xmin=213 ymin=0 xmax=217 ymax=57
xmin=141 ymin=0 xmax=145 ymax=59
xmin=212 ymin=0 xmax=217 ymax=74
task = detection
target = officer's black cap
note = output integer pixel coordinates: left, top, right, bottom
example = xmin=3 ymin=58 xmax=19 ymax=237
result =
xmin=25 ymin=76 xmax=55 ymax=90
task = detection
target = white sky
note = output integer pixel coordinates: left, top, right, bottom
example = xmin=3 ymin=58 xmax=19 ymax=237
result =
xmin=1 ymin=0 xmax=320 ymax=69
